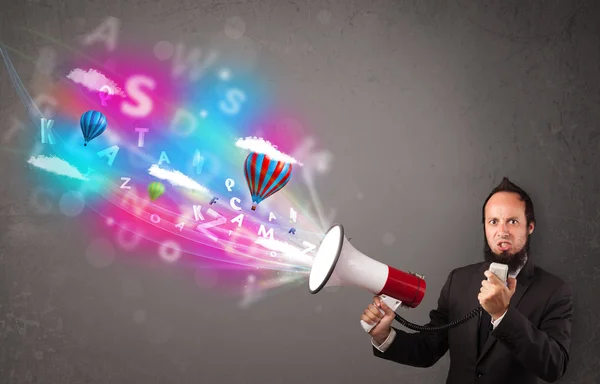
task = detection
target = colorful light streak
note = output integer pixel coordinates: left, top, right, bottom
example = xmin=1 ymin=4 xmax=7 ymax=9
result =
xmin=1 ymin=26 xmax=335 ymax=305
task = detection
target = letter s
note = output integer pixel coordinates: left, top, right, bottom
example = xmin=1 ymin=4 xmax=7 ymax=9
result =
xmin=219 ymin=88 xmax=246 ymax=115
xmin=121 ymin=75 xmax=156 ymax=118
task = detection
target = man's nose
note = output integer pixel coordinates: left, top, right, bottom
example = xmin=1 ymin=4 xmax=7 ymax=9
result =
xmin=498 ymin=222 xmax=509 ymax=235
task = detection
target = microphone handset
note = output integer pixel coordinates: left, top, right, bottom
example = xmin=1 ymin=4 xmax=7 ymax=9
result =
xmin=361 ymin=263 xmax=509 ymax=333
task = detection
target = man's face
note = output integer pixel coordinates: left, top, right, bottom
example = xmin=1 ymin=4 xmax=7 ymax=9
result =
xmin=483 ymin=191 xmax=534 ymax=272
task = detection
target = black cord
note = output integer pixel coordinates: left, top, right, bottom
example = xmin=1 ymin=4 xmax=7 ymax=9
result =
xmin=393 ymin=306 xmax=483 ymax=332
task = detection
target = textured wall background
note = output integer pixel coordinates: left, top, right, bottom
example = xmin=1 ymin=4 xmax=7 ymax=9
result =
xmin=1 ymin=0 xmax=599 ymax=383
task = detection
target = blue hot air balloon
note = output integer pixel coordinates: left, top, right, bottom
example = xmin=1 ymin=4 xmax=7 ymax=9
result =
xmin=80 ymin=110 xmax=107 ymax=146
xmin=244 ymin=152 xmax=293 ymax=211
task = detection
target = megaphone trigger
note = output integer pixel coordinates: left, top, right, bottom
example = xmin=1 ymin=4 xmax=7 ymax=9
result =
xmin=379 ymin=294 xmax=403 ymax=311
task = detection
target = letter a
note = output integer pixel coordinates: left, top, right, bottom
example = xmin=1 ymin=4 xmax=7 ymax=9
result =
xmin=82 ymin=17 xmax=120 ymax=52
xmin=158 ymin=151 xmax=170 ymax=165
xmin=97 ymin=145 xmax=120 ymax=166
xmin=231 ymin=213 xmax=244 ymax=227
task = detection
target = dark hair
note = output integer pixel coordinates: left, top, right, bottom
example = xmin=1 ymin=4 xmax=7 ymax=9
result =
xmin=481 ymin=177 xmax=535 ymax=226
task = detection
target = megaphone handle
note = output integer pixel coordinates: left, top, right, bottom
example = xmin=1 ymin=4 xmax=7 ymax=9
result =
xmin=360 ymin=295 xmax=402 ymax=333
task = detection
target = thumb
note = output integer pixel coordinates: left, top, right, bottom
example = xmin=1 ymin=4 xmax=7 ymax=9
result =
xmin=507 ymin=277 xmax=517 ymax=293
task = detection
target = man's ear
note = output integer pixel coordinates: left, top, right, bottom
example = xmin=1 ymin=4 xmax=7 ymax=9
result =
xmin=528 ymin=222 xmax=535 ymax=235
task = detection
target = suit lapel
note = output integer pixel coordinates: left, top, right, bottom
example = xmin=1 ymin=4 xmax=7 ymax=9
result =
xmin=467 ymin=263 xmax=489 ymax=362
xmin=476 ymin=259 xmax=535 ymax=364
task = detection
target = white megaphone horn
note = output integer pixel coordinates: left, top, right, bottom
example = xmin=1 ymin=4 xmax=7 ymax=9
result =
xmin=309 ymin=224 xmax=427 ymax=332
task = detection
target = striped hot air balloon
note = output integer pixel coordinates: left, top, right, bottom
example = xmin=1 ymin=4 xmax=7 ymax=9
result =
xmin=148 ymin=181 xmax=165 ymax=201
xmin=244 ymin=152 xmax=292 ymax=211
xmin=80 ymin=110 xmax=107 ymax=146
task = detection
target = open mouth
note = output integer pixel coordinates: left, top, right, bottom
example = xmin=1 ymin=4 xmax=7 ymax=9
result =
xmin=497 ymin=241 xmax=511 ymax=251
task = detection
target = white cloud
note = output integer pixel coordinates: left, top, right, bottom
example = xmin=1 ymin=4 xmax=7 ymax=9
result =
xmin=147 ymin=164 xmax=209 ymax=193
xmin=27 ymin=155 xmax=89 ymax=181
xmin=65 ymin=68 xmax=126 ymax=97
xmin=235 ymin=137 xmax=302 ymax=165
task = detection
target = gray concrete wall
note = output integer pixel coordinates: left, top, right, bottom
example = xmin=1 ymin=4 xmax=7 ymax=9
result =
xmin=1 ymin=1 xmax=598 ymax=383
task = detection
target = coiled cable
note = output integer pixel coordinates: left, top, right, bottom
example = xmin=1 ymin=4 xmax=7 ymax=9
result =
xmin=393 ymin=306 xmax=483 ymax=332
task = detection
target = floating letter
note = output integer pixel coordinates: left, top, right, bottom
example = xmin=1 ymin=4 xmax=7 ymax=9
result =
xmin=172 ymin=43 xmax=218 ymax=82
xmin=135 ymin=128 xmax=149 ymax=147
xmin=219 ymin=88 xmax=246 ymax=115
xmin=120 ymin=177 xmax=131 ymax=189
xmin=159 ymin=240 xmax=181 ymax=263
xmin=169 ymin=108 xmax=197 ymax=136
xmin=196 ymin=208 xmax=226 ymax=242
xmin=40 ymin=118 xmax=55 ymax=144
xmin=231 ymin=213 xmax=244 ymax=227
xmin=83 ymin=17 xmax=120 ymax=51
xmin=225 ymin=178 xmax=235 ymax=191
xmin=192 ymin=150 xmax=204 ymax=174
xmin=230 ymin=197 xmax=241 ymax=211
xmin=193 ymin=205 xmax=204 ymax=221
xmin=257 ymin=225 xmax=274 ymax=240
xmin=158 ymin=150 xmax=170 ymax=165
xmin=97 ymin=145 xmax=120 ymax=166
xmin=121 ymin=76 xmax=155 ymax=118
xmin=301 ymin=241 xmax=316 ymax=255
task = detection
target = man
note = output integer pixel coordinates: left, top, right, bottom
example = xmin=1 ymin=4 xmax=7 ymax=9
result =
xmin=361 ymin=177 xmax=573 ymax=383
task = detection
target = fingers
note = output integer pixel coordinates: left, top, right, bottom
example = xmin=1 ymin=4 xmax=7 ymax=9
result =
xmin=362 ymin=304 xmax=383 ymax=325
xmin=477 ymin=292 xmax=491 ymax=305
xmin=365 ymin=304 xmax=383 ymax=319
xmin=480 ymin=280 xmax=494 ymax=294
xmin=484 ymin=270 xmax=502 ymax=285
xmin=361 ymin=313 xmax=379 ymax=325
xmin=373 ymin=296 xmax=381 ymax=306
xmin=368 ymin=303 xmax=382 ymax=317
xmin=481 ymin=279 xmax=506 ymax=292
xmin=365 ymin=296 xmax=395 ymax=322
xmin=479 ymin=282 xmax=493 ymax=301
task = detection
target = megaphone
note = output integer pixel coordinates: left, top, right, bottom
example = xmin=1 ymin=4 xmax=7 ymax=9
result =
xmin=309 ymin=223 xmax=426 ymax=331
xmin=309 ymin=223 xmax=493 ymax=334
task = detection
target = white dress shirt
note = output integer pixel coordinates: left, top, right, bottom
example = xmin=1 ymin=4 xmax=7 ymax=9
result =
xmin=372 ymin=261 xmax=524 ymax=352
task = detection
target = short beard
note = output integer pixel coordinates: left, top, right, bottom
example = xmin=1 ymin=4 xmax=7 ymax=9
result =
xmin=483 ymin=235 xmax=530 ymax=275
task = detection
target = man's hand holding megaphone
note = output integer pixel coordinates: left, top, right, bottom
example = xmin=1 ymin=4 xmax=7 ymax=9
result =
xmin=361 ymin=296 xmax=396 ymax=345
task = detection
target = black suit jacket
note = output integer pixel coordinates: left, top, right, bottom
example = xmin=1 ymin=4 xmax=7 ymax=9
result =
xmin=373 ymin=260 xmax=573 ymax=384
